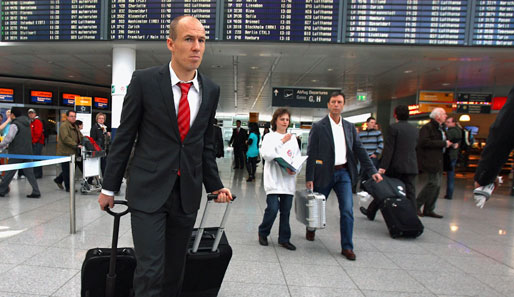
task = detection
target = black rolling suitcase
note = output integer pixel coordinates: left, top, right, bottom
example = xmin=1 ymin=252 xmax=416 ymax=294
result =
xmin=363 ymin=176 xmax=423 ymax=239
xmin=180 ymin=194 xmax=236 ymax=297
xmin=81 ymin=201 xmax=136 ymax=297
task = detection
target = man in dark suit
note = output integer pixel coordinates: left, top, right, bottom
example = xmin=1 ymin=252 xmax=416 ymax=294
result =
xmin=98 ymin=16 xmax=232 ymax=297
xmin=416 ymin=107 xmax=451 ymax=218
xmin=213 ymin=121 xmax=224 ymax=158
xmin=229 ymin=120 xmax=247 ymax=169
xmin=306 ymin=92 xmax=382 ymax=261
xmin=360 ymin=105 xmax=419 ymax=220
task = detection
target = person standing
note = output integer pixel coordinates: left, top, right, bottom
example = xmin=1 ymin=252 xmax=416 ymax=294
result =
xmin=258 ymin=108 xmax=299 ymax=251
xmin=229 ymin=120 xmax=247 ymax=169
xmin=360 ymin=105 xmax=418 ymax=220
xmin=90 ymin=112 xmax=111 ymax=175
xmin=0 ymin=107 xmax=41 ymax=198
xmin=306 ymin=92 xmax=382 ymax=261
xmin=416 ymin=107 xmax=452 ymax=218
xmin=245 ymin=122 xmax=260 ymax=182
xmin=444 ymin=117 xmax=462 ymax=200
xmin=213 ymin=121 xmax=224 ymax=158
xmin=358 ymin=116 xmax=383 ymax=170
xmin=54 ymin=110 xmax=83 ymax=192
xmin=28 ymin=109 xmax=45 ymax=178
xmin=97 ymin=16 xmax=232 ymax=297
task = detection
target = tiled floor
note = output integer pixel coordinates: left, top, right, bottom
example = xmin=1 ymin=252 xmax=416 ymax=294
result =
xmin=1 ymin=158 xmax=514 ymax=296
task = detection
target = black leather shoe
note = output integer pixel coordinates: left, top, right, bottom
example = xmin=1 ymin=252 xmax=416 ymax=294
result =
xmin=444 ymin=195 xmax=452 ymax=200
xmin=424 ymin=212 xmax=443 ymax=219
xmin=306 ymin=229 xmax=315 ymax=241
xmin=280 ymin=242 xmax=296 ymax=251
xmin=359 ymin=207 xmax=368 ymax=216
xmin=53 ymin=178 xmax=64 ymax=190
xmin=26 ymin=193 xmax=41 ymax=199
xmin=0 ymin=187 xmax=10 ymax=197
xmin=258 ymin=235 xmax=268 ymax=246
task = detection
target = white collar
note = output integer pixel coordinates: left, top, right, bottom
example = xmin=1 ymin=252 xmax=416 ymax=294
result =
xmin=169 ymin=62 xmax=200 ymax=93
xmin=328 ymin=114 xmax=342 ymax=126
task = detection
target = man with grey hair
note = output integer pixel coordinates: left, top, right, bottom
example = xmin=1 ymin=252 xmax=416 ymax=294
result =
xmin=416 ymin=107 xmax=452 ymax=218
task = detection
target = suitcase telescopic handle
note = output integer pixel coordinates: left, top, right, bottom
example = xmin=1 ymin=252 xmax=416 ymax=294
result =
xmin=192 ymin=194 xmax=236 ymax=253
xmin=105 ymin=200 xmax=130 ymax=217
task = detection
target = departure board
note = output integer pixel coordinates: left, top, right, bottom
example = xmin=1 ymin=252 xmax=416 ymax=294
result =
xmin=473 ymin=1 xmax=514 ymax=46
xmin=346 ymin=0 xmax=469 ymax=45
xmin=110 ymin=0 xmax=216 ymax=40
xmin=1 ymin=0 xmax=102 ymax=41
xmin=224 ymin=0 xmax=340 ymax=42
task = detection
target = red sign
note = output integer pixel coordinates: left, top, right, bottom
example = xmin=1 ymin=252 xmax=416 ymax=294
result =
xmin=492 ymin=97 xmax=507 ymax=110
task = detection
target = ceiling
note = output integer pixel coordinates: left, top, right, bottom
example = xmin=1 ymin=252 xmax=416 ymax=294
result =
xmin=1 ymin=40 xmax=513 ymax=119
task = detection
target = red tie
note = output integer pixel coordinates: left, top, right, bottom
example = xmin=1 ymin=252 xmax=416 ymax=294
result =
xmin=177 ymin=82 xmax=193 ymax=142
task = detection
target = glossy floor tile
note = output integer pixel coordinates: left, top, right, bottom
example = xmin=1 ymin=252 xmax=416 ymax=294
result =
xmin=0 ymin=158 xmax=513 ymax=296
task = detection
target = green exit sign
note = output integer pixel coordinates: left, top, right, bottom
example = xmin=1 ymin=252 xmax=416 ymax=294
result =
xmin=357 ymin=92 xmax=367 ymax=101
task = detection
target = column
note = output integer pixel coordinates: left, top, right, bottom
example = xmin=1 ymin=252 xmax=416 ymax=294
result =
xmin=111 ymin=46 xmax=136 ymax=134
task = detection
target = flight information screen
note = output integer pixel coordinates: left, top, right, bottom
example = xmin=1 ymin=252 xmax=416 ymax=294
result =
xmin=110 ymin=0 xmax=216 ymax=40
xmin=346 ymin=0 xmax=469 ymax=45
xmin=1 ymin=0 xmax=102 ymax=41
xmin=224 ymin=0 xmax=340 ymax=42
xmin=472 ymin=1 xmax=514 ymax=46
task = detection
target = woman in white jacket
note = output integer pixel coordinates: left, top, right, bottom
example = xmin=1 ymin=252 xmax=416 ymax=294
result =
xmin=258 ymin=108 xmax=301 ymax=251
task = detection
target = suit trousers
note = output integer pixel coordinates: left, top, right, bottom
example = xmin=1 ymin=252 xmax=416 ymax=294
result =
xmin=0 ymin=158 xmax=40 ymax=195
xmin=315 ymin=168 xmax=354 ymax=250
xmin=416 ymin=171 xmax=442 ymax=213
xmin=233 ymin=146 xmax=245 ymax=168
xmin=32 ymin=143 xmax=43 ymax=178
xmin=131 ymin=181 xmax=197 ymax=297
xmin=365 ymin=173 xmax=417 ymax=220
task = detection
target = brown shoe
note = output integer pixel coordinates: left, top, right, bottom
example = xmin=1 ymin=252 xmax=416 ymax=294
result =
xmin=341 ymin=249 xmax=356 ymax=261
xmin=306 ymin=229 xmax=315 ymax=241
xmin=424 ymin=212 xmax=443 ymax=219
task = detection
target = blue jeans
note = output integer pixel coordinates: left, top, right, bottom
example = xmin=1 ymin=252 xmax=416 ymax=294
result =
xmin=258 ymin=194 xmax=293 ymax=244
xmin=446 ymin=159 xmax=458 ymax=199
xmin=315 ymin=168 xmax=354 ymax=250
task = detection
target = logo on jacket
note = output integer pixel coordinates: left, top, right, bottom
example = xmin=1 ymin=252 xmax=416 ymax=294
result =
xmin=287 ymin=149 xmax=293 ymax=157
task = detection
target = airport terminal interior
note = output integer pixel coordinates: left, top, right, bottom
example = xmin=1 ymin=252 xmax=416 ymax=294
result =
xmin=1 ymin=0 xmax=514 ymax=296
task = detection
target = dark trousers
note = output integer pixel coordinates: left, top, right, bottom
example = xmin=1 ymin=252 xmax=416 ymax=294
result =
xmin=246 ymin=157 xmax=257 ymax=178
xmin=32 ymin=143 xmax=43 ymax=178
xmin=55 ymin=162 xmax=70 ymax=191
xmin=233 ymin=146 xmax=245 ymax=169
xmin=131 ymin=182 xmax=197 ymax=297
xmin=365 ymin=173 xmax=417 ymax=220
xmin=0 ymin=158 xmax=40 ymax=195
xmin=445 ymin=159 xmax=458 ymax=199
xmin=258 ymin=194 xmax=293 ymax=244
xmin=416 ymin=171 xmax=442 ymax=213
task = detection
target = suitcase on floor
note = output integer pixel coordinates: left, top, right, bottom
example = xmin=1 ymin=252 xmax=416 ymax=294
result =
xmin=180 ymin=194 xmax=236 ymax=297
xmin=294 ymin=190 xmax=326 ymax=229
xmin=363 ymin=176 xmax=423 ymax=239
xmin=81 ymin=201 xmax=136 ymax=297
xmin=380 ymin=197 xmax=424 ymax=238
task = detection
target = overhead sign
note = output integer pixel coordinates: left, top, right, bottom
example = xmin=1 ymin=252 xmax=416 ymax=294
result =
xmin=0 ymin=88 xmax=14 ymax=102
xmin=456 ymin=92 xmax=492 ymax=114
xmin=62 ymin=93 xmax=78 ymax=106
xmin=31 ymin=91 xmax=53 ymax=104
xmin=272 ymin=87 xmax=341 ymax=108
xmin=356 ymin=92 xmax=367 ymax=102
xmin=94 ymin=97 xmax=109 ymax=109
xmin=419 ymin=91 xmax=454 ymax=103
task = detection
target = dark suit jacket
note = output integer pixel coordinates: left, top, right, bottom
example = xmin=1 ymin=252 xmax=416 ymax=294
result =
xmin=475 ymin=85 xmax=514 ymax=185
xmin=380 ymin=120 xmax=419 ymax=175
xmin=103 ymin=64 xmax=224 ymax=214
xmin=417 ymin=119 xmax=446 ymax=174
xmin=306 ymin=115 xmax=377 ymax=188
xmin=214 ymin=125 xmax=224 ymax=158
xmin=90 ymin=122 xmax=106 ymax=149
xmin=229 ymin=127 xmax=247 ymax=149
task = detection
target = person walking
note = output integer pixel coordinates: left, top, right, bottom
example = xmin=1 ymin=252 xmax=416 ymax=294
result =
xmin=258 ymin=108 xmax=300 ymax=251
xmin=245 ymin=122 xmax=260 ymax=182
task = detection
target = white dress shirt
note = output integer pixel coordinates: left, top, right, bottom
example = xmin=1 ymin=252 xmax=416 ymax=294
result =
xmin=329 ymin=115 xmax=347 ymax=166
xmin=170 ymin=63 xmax=202 ymax=127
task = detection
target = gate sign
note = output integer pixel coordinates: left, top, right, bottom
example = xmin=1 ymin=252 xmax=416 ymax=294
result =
xmin=456 ymin=92 xmax=492 ymax=114
xmin=272 ymin=87 xmax=341 ymax=108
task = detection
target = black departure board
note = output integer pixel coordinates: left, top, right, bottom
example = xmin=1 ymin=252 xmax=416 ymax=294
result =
xmin=473 ymin=1 xmax=514 ymax=46
xmin=110 ymin=0 xmax=216 ymax=40
xmin=224 ymin=0 xmax=340 ymax=42
xmin=346 ymin=0 xmax=469 ymax=45
xmin=1 ymin=0 xmax=102 ymax=41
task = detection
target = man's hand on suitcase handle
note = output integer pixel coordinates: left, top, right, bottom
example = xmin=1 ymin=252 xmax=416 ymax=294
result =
xmin=211 ymin=188 xmax=233 ymax=203
xmin=98 ymin=192 xmax=114 ymax=210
